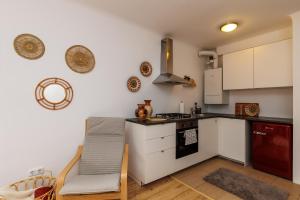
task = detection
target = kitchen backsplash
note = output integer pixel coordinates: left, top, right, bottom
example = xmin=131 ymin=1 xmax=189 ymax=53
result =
xmin=206 ymin=87 xmax=293 ymax=118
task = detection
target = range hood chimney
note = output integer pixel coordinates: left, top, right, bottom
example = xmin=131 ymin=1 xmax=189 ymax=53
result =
xmin=153 ymin=38 xmax=189 ymax=85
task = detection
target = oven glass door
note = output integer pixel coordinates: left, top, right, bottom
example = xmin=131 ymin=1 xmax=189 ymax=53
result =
xmin=176 ymin=127 xmax=199 ymax=159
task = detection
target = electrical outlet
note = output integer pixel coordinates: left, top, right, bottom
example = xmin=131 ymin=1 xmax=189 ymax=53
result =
xmin=28 ymin=167 xmax=45 ymax=176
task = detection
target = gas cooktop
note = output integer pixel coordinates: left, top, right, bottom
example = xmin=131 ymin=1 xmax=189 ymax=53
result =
xmin=156 ymin=113 xmax=192 ymax=120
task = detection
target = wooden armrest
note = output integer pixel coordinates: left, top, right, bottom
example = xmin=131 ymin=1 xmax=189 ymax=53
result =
xmin=56 ymin=145 xmax=83 ymax=196
xmin=120 ymin=144 xmax=129 ymax=200
xmin=121 ymin=144 xmax=128 ymax=179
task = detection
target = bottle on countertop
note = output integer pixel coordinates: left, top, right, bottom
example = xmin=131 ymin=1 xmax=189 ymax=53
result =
xmin=194 ymin=102 xmax=202 ymax=114
xmin=179 ymin=101 xmax=184 ymax=114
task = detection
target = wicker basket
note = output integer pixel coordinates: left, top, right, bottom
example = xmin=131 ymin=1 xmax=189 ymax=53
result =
xmin=1 ymin=175 xmax=56 ymax=200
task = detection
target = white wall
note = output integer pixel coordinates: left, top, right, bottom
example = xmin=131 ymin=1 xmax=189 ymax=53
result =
xmin=291 ymin=11 xmax=300 ymax=184
xmin=207 ymin=88 xmax=293 ymax=118
xmin=207 ymin=28 xmax=293 ymax=119
xmin=0 ymin=0 xmax=204 ymax=185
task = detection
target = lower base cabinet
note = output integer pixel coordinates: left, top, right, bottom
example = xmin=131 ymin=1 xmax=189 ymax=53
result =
xmin=199 ymin=118 xmax=219 ymax=158
xmin=125 ymin=122 xmax=178 ymax=185
xmin=126 ymin=118 xmax=248 ymax=185
xmin=218 ymin=118 xmax=247 ymax=163
xmin=199 ymin=118 xmax=247 ymax=164
xmin=126 ymin=121 xmax=221 ymax=185
xmin=144 ymin=148 xmax=175 ymax=183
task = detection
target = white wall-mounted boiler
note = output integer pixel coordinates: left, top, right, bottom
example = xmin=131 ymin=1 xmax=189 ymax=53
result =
xmin=204 ymin=68 xmax=229 ymax=104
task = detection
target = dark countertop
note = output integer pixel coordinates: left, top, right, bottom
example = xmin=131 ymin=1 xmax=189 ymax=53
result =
xmin=126 ymin=113 xmax=293 ymax=126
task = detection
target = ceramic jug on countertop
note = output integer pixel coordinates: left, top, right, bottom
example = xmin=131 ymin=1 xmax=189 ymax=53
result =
xmin=144 ymin=100 xmax=153 ymax=118
xmin=135 ymin=104 xmax=147 ymax=119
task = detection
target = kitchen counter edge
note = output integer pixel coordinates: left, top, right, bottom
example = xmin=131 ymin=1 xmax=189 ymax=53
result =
xmin=126 ymin=113 xmax=293 ymax=126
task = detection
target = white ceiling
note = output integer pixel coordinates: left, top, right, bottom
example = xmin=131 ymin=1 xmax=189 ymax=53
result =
xmin=75 ymin=0 xmax=300 ymax=48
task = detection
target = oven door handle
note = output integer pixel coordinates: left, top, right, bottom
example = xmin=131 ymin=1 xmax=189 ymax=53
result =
xmin=177 ymin=128 xmax=198 ymax=133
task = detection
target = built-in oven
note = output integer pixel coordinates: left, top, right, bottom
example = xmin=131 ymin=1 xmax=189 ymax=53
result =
xmin=176 ymin=120 xmax=199 ymax=159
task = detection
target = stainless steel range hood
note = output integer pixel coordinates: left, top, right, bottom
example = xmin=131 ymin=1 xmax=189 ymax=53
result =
xmin=153 ymin=38 xmax=189 ymax=85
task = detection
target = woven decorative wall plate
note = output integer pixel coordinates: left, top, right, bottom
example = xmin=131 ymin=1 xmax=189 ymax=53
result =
xmin=14 ymin=34 xmax=45 ymax=60
xmin=65 ymin=45 xmax=95 ymax=73
xmin=235 ymin=103 xmax=260 ymax=117
xmin=245 ymin=103 xmax=260 ymax=117
xmin=35 ymin=78 xmax=73 ymax=110
xmin=140 ymin=61 xmax=152 ymax=77
xmin=127 ymin=76 xmax=141 ymax=92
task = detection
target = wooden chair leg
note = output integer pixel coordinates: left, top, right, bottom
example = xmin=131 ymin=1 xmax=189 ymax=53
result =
xmin=56 ymin=181 xmax=64 ymax=200
xmin=120 ymin=144 xmax=128 ymax=200
xmin=56 ymin=194 xmax=63 ymax=200
xmin=120 ymin=178 xmax=127 ymax=200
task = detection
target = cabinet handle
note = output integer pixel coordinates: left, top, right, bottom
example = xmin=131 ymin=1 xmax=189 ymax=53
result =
xmin=254 ymin=131 xmax=267 ymax=136
xmin=161 ymin=150 xmax=165 ymax=153
xmin=265 ymin=126 xmax=274 ymax=131
xmin=161 ymin=137 xmax=165 ymax=139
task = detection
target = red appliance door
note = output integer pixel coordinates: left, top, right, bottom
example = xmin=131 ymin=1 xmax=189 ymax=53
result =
xmin=252 ymin=122 xmax=292 ymax=180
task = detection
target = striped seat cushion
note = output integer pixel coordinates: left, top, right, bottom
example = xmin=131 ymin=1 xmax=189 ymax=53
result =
xmin=79 ymin=135 xmax=124 ymax=175
xmin=59 ymin=173 xmax=120 ymax=195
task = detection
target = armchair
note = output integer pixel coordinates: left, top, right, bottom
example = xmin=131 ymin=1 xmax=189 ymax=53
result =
xmin=56 ymin=117 xmax=128 ymax=200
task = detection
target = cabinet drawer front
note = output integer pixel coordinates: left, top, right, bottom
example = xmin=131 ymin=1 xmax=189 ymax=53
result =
xmin=145 ymin=135 xmax=175 ymax=154
xmin=145 ymin=123 xmax=176 ymax=140
xmin=144 ymin=148 xmax=175 ymax=184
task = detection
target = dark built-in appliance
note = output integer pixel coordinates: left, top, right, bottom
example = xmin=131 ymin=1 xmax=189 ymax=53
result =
xmin=252 ymin=122 xmax=292 ymax=180
xmin=176 ymin=120 xmax=199 ymax=159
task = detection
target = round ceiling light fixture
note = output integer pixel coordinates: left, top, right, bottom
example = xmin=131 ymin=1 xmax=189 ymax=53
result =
xmin=220 ymin=23 xmax=238 ymax=33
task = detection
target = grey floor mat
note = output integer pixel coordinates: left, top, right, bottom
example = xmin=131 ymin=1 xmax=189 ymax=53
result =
xmin=203 ymin=168 xmax=289 ymax=200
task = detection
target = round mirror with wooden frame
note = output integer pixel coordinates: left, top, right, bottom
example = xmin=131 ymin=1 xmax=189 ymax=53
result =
xmin=35 ymin=78 xmax=73 ymax=110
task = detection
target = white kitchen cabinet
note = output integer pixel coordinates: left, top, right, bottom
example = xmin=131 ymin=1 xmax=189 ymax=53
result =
xmin=223 ymin=48 xmax=254 ymax=90
xmin=222 ymin=39 xmax=293 ymax=90
xmin=145 ymin=135 xmax=175 ymax=154
xmin=125 ymin=120 xmax=220 ymax=185
xmin=204 ymin=68 xmax=229 ymax=104
xmin=218 ymin=118 xmax=247 ymax=163
xmin=125 ymin=122 xmax=176 ymax=185
xmin=144 ymin=148 xmax=175 ymax=183
xmin=126 ymin=117 xmax=250 ymax=185
xmin=254 ymin=39 xmax=292 ymax=88
xmin=199 ymin=118 xmax=218 ymax=157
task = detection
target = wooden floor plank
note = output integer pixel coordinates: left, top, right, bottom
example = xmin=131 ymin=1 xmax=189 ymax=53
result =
xmin=129 ymin=157 xmax=300 ymax=200
xmin=173 ymin=157 xmax=300 ymax=200
xmin=128 ymin=177 xmax=211 ymax=200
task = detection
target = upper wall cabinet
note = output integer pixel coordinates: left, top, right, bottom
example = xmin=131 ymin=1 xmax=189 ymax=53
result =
xmin=223 ymin=48 xmax=254 ymax=90
xmin=254 ymin=39 xmax=292 ymax=88
xmin=223 ymin=39 xmax=293 ymax=90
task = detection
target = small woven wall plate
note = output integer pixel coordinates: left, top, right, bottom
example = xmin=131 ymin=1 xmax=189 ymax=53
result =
xmin=140 ymin=61 xmax=152 ymax=77
xmin=65 ymin=45 xmax=95 ymax=73
xmin=14 ymin=33 xmax=45 ymax=60
xmin=127 ymin=76 xmax=141 ymax=92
